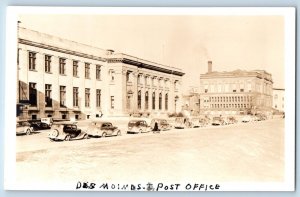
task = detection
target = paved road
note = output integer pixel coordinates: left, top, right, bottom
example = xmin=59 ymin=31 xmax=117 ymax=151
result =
xmin=15 ymin=118 xmax=284 ymax=186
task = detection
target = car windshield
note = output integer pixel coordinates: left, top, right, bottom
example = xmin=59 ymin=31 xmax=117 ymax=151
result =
xmin=213 ymin=117 xmax=221 ymax=121
xmin=128 ymin=121 xmax=139 ymax=127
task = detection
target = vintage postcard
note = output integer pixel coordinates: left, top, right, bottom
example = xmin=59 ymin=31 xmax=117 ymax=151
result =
xmin=4 ymin=7 xmax=295 ymax=191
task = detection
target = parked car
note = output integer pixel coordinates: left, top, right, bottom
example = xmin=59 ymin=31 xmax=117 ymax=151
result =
xmin=86 ymin=121 xmax=121 ymax=137
xmin=41 ymin=117 xmax=53 ymax=126
xmin=199 ymin=117 xmax=210 ymax=127
xmin=241 ymin=115 xmax=252 ymax=123
xmin=226 ymin=116 xmax=238 ymax=124
xmin=190 ymin=117 xmax=202 ymax=128
xmin=48 ymin=122 xmax=88 ymax=141
xmin=16 ymin=121 xmax=33 ymax=135
xmin=150 ymin=118 xmax=172 ymax=131
xmin=255 ymin=114 xmax=267 ymax=121
xmin=127 ymin=120 xmax=150 ymax=134
xmin=211 ymin=117 xmax=225 ymax=126
xmin=30 ymin=121 xmax=52 ymax=131
xmin=174 ymin=117 xmax=193 ymax=129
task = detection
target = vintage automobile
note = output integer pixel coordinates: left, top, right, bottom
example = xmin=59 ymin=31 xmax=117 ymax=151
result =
xmin=30 ymin=121 xmax=52 ymax=131
xmin=127 ymin=120 xmax=150 ymax=134
xmin=48 ymin=122 xmax=88 ymax=141
xmin=211 ymin=117 xmax=225 ymax=126
xmin=190 ymin=117 xmax=202 ymax=128
xmin=174 ymin=117 xmax=193 ymax=129
xmin=226 ymin=116 xmax=238 ymax=124
xmin=241 ymin=115 xmax=253 ymax=123
xmin=16 ymin=121 xmax=33 ymax=135
xmin=150 ymin=118 xmax=172 ymax=131
xmin=86 ymin=121 xmax=121 ymax=137
xmin=199 ymin=117 xmax=210 ymax=127
xmin=255 ymin=114 xmax=267 ymax=121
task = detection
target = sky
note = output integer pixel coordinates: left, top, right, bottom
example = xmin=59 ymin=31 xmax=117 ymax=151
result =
xmin=18 ymin=14 xmax=285 ymax=92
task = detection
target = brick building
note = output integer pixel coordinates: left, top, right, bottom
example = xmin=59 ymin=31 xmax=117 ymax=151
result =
xmin=199 ymin=61 xmax=273 ymax=115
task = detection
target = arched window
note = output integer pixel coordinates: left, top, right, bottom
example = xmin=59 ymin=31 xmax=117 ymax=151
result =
xmin=165 ymin=93 xmax=168 ymax=110
xmin=152 ymin=92 xmax=155 ymax=110
xmin=159 ymin=93 xmax=162 ymax=110
xmin=145 ymin=91 xmax=149 ymax=110
xmin=137 ymin=90 xmax=141 ymax=109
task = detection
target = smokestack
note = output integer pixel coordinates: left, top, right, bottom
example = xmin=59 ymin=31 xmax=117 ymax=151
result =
xmin=208 ymin=61 xmax=212 ymax=73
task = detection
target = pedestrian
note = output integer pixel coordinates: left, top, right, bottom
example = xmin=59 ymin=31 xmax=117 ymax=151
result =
xmin=153 ymin=121 xmax=160 ymax=133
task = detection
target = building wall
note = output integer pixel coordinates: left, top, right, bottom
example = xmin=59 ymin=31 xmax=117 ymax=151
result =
xmin=17 ymin=27 xmax=184 ymax=120
xmin=199 ymin=70 xmax=273 ymax=115
xmin=273 ymin=89 xmax=285 ymax=112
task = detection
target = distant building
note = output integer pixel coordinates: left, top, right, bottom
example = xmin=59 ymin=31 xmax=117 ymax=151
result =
xmin=199 ymin=61 xmax=273 ymax=115
xmin=17 ymin=27 xmax=184 ymax=120
xmin=182 ymin=87 xmax=200 ymax=115
xmin=272 ymin=88 xmax=285 ymax=112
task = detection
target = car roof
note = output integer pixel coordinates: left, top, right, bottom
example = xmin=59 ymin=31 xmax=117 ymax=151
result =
xmin=91 ymin=121 xmax=112 ymax=124
xmin=129 ymin=120 xmax=145 ymax=122
xmin=53 ymin=121 xmax=77 ymax=125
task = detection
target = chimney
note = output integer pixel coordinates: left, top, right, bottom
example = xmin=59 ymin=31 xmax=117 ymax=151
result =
xmin=208 ymin=61 xmax=212 ymax=73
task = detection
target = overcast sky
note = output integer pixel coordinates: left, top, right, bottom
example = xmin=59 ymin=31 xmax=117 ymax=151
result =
xmin=19 ymin=14 xmax=285 ymax=92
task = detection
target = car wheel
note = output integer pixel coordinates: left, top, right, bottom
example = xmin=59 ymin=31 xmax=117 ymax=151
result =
xmin=139 ymin=129 xmax=143 ymax=134
xmin=26 ymin=128 xmax=31 ymax=135
xmin=102 ymin=132 xmax=107 ymax=138
xmin=65 ymin=135 xmax=71 ymax=141
xmin=52 ymin=129 xmax=59 ymax=137
xmin=117 ymin=131 xmax=121 ymax=136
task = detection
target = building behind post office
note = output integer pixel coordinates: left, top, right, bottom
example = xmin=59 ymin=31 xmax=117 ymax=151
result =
xmin=199 ymin=61 xmax=273 ymax=115
xmin=17 ymin=27 xmax=184 ymax=120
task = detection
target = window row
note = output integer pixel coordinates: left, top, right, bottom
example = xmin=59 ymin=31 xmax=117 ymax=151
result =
xmin=28 ymin=82 xmax=102 ymax=108
xmin=126 ymin=71 xmax=178 ymax=89
xmin=136 ymin=91 xmax=168 ymax=111
xmin=28 ymin=52 xmax=102 ymax=80
xmin=203 ymin=96 xmax=253 ymax=103
xmin=209 ymin=103 xmax=250 ymax=109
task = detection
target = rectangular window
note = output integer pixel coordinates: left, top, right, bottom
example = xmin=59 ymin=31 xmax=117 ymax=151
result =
xmin=28 ymin=52 xmax=36 ymax=70
xmin=45 ymin=84 xmax=52 ymax=107
xmin=137 ymin=91 xmax=141 ymax=109
xmin=240 ymin=89 xmax=244 ymax=92
xmin=96 ymin=65 xmax=101 ymax=80
xmin=29 ymin=82 xmax=37 ymax=106
xmin=96 ymin=89 xmax=101 ymax=108
xmin=111 ymin=96 xmax=115 ymax=109
xmin=85 ymin=88 xmax=90 ymax=107
xmin=73 ymin=61 xmax=78 ymax=77
xmin=60 ymin=86 xmax=66 ymax=107
xmin=85 ymin=63 xmax=90 ymax=79
xmin=45 ymin=55 xmax=51 ymax=73
xmin=73 ymin=87 xmax=79 ymax=107
xmin=59 ymin=58 xmax=66 ymax=75
xmin=110 ymin=70 xmax=115 ymax=81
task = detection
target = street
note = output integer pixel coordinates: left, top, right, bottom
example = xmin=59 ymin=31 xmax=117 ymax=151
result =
xmin=15 ymin=118 xmax=284 ymax=185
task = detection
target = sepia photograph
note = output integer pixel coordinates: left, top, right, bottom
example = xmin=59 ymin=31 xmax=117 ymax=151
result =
xmin=4 ymin=7 xmax=295 ymax=191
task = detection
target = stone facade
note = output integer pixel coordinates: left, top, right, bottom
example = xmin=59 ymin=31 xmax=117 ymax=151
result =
xmin=199 ymin=62 xmax=273 ymax=115
xmin=17 ymin=27 xmax=184 ymax=120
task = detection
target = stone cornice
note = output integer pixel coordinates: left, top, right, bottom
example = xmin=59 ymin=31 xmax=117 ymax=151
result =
xmin=107 ymin=56 xmax=185 ymax=77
